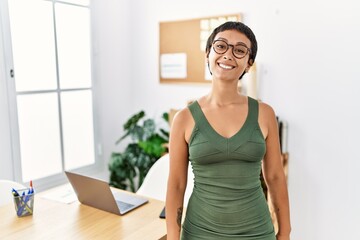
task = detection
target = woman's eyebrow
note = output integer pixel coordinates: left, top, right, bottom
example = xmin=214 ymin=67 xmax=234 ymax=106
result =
xmin=215 ymin=37 xmax=247 ymax=46
xmin=215 ymin=37 xmax=248 ymax=46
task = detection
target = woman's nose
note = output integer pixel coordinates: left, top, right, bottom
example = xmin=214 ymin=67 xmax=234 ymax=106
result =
xmin=223 ymin=52 xmax=233 ymax=60
xmin=223 ymin=47 xmax=234 ymax=60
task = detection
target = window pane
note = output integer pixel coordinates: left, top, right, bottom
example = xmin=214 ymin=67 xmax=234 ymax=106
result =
xmin=8 ymin=0 xmax=57 ymax=92
xmin=56 ymin=0 xmax=89 ymax=6
xmin=61 ymin=90 xmax=95 ymax=170
xmin=17 ymin=93 xmax=62 ymax=182
xmin=55 ymin=4 xmax=92 ymax=89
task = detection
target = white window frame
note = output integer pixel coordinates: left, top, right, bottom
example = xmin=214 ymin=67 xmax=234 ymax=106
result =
xmin=0 ymin=0 xmax=103 ymax=191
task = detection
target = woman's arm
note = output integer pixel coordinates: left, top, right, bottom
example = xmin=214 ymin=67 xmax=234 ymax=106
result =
xmin=260 ymin=103 xmax=291 ymax=239
xmin=166 ymin=109 xmax=191 ymax=240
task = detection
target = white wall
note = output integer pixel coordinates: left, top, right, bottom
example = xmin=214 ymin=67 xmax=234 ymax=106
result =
xmin=95 ymin=0 xmax=360 ymax=239
xmin=91 ymin=0 xmax=133 ymax=168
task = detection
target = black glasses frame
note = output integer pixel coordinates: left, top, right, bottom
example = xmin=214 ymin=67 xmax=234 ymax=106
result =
xmin=212 ymin=40 xmax=251 ymax=59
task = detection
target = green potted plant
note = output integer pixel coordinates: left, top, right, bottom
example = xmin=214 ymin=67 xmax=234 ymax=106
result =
xmin=109 ymin=110 xmax=169 ymax=192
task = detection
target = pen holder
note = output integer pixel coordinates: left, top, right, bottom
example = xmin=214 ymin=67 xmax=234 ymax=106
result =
xmin=13 ymin=189 xmax=35 ymax=217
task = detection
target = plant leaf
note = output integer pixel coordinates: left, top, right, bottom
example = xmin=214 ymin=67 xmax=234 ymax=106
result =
xmin=143 ymin=119 xmax=155 ymax=139
xmin=159 ymin=128 xmax=169 ymax=140
xmin=123 ymin=111 xmax=145 ymax=130
xmin=162 ymin=112 xmax=169 ymax=122
xmin=138 ymin=133 xmax=167 ymax=158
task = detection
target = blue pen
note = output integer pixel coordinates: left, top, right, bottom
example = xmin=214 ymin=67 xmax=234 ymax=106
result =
xmin=12 ymin=188 xmax=19 ymax=196
xmin=14 ymin=190 xmax=25 ymax=216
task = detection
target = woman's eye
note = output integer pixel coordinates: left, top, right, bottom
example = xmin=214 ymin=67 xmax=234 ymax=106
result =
xmin=234 ymin=47 xmax=246 ymax=54
xmin=235 ymin=49 xmax=245 ymax=54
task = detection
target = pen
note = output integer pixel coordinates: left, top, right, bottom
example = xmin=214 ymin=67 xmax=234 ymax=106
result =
xmin=30 ymin=180 xmax=33 ymax=194
xmin=12 ymin=188 xmax=19 ymax=197
xmin=28 ymin=180 xmax=33 ymax=194
xmin=23 ymin=181 xmax=34 ymax=212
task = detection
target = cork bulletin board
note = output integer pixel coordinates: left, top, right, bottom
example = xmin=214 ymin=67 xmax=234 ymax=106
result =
xmin=159 ymin=14 xmax=241 ymax=84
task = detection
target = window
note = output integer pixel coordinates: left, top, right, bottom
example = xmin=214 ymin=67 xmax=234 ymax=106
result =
xmin=1 ymin=0 xmax=100 ymax=187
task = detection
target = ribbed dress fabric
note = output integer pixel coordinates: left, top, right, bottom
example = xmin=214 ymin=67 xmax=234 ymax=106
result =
xmin=181 ymin=97 xmax=276 ymax=240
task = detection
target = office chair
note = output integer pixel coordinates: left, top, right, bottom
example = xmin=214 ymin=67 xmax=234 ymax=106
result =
xmin=0 ymin=180 xmax=26 ymax=206
xmin=136 ymin=153 xmax=194 ymax=207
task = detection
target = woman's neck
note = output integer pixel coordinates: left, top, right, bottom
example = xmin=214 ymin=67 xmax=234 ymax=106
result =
xmin=207 ymin=80 xmax=244 ymax=106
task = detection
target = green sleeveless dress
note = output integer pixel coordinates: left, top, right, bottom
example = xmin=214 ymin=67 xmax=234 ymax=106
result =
xmin=181 ymin=97 xmax=276 ymax=240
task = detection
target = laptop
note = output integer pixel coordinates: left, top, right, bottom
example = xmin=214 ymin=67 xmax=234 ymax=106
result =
xmin=65 ymin=171 xmax=148 ymax=215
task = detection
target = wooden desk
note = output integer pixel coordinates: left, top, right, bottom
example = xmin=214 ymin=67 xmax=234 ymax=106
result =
xmin=0 ymin=188 xmax=167 ymax=240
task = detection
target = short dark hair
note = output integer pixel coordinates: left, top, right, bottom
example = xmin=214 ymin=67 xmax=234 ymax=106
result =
xmin=205 ymin=21 xmax=258 ymax=79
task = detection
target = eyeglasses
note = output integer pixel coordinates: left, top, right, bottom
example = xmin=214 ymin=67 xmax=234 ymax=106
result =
xmin=212 ymin=40 xmax=251 ymax=59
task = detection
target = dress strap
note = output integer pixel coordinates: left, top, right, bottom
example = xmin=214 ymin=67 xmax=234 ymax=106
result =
xmin=247 ymin=97 xmax=259 ymax=124
xmin=187 ymin=101 xmax=204 ymax=126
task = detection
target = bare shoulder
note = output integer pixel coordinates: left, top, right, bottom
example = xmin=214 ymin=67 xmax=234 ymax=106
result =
xmin=258 ymin=101 xmax=276 ymax=120
xmin=171 ymin=105 xmax=195 ymax=143
xmin=258 ymin=101 xmax=277 ymax=138
xmin=172 ymin=106 xmax=193 ymax=126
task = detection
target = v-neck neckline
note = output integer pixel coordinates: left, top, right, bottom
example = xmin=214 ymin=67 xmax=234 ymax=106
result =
xmin=194 ymin=97 xmax=251 ymax=141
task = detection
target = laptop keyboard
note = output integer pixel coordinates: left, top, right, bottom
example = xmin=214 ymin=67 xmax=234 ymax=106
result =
xmin=116 ymin=201 xmax=135 ymax=212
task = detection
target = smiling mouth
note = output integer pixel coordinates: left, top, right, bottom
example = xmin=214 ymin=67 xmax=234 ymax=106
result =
xmin=218 ymin=63 xmax=235 ymax=70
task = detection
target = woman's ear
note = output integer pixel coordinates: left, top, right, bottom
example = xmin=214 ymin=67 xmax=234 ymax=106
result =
xmin=245 ymin=59 xmax=254 ymax=72
xmin=206 ymin=55 xmax=212 ymax=76
xmin=206 ymin=49 xmax=210 ymax=59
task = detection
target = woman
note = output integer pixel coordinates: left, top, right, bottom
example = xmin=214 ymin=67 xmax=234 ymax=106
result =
xmin=166 ymin=21 xmax=291 ymax=240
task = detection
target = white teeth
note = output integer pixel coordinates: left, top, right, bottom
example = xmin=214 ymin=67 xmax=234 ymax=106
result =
xmin=219 ymin=63 xmax=234 ymax=69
